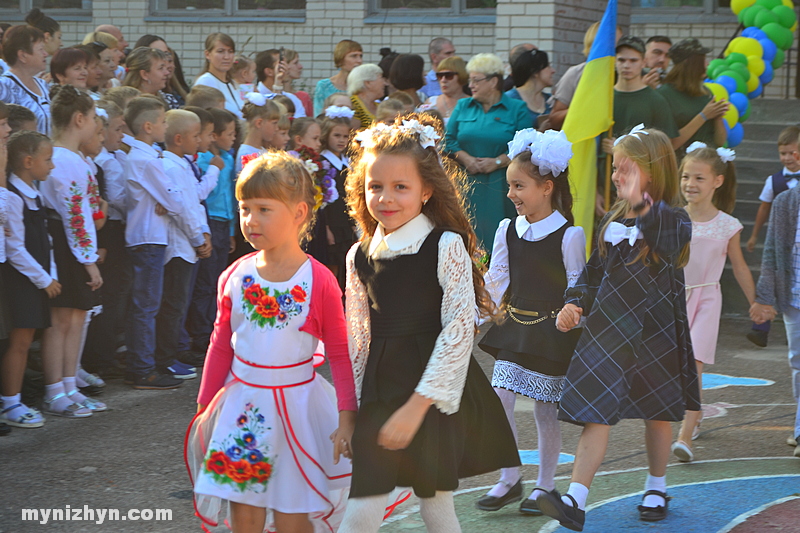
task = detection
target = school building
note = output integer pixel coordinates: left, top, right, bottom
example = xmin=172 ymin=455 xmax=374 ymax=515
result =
xmin=2 ymin=0 xmax=796 ymax=99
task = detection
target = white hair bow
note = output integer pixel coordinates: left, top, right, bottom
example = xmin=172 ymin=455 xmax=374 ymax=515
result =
xmin=686 ymin=141 xmax=736 ymax=164
xmin=354 ymin=120 xmax=441 ymax=150
xmin=325 ymin=105 xmax=355 ymax=120
xmin=95 ymin=108 xmax=108 ymax=120
xmin=244 ymin=92 xmax=267 ymax=107
xmin=614 ymin=123 xmax=649 ymax=146
xmin=507 ymin=128 xmax=573 ymax=177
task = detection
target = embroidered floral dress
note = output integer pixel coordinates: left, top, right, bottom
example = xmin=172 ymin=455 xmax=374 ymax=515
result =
xmin=186 ymin=255 xmax=354 ymax=531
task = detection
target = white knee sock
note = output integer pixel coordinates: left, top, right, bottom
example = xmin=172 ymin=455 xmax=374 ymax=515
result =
xmin=339 ymin=493 xmax=389 ymax=533
xmin=562 ymin=482 xmax=589 ymax=510
xmin=642 ymin=474 xmax=667 ymax=508
xmin=487 ymin=387 xmax=520 ymax=497
xmin=419 ymin=491 xmax=461 ymax=533
xmin=529 ymin=400 xmax=561 ymax=500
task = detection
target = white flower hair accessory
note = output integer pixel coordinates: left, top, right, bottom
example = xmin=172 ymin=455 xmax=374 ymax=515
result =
xmin=507 ymin=128 xmax=573 ymax=177
xmin=614 ymin=123 xmax=650 ymax=146
xmin=325 ymin=105 xmax=355 ymax=120
xmin=686 ymin=141 xmax=736 ymax=163
xmin=244 ymin=92 xmax=267 ymax=107
xmin=354 ymin=120 xmax=441 ymax=150
xmin=303 ymin=159 xmax=320 ymax=174
xmin=353 ymin=122 xmax=391 ymax=149
xmin=95 ymin=108 xmax=108 ymax=120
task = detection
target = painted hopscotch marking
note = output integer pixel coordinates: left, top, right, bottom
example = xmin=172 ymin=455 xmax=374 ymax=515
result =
xmin=703 ymin=373 xmax=774 ymax=390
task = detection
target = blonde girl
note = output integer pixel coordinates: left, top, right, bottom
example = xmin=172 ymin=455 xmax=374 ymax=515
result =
xmin=671 ymin=142 xmax=755 ymax=462
xmin=542 ymin=126 xmax=701 ymax=530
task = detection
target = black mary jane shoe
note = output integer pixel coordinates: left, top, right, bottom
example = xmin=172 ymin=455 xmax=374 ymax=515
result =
xmin=519 ymin=487 xmax=549 ymax=516
xmin=638 ymin=490 xmax=670 ymax=522
xmin=475 ymin=479 xmax=523 ymax=511
xmin=537 ymin=490 xmax=585 ymax=532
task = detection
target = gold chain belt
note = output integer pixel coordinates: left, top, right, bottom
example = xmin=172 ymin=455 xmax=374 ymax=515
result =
xmin=507 ymin=306 xmax=561 ymax=326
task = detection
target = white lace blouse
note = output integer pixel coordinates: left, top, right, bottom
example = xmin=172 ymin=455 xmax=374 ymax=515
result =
xmin=345 ymin=213 xmax=476 ymax=415
xmin=484 ymin=211 xmax=586 ymax=312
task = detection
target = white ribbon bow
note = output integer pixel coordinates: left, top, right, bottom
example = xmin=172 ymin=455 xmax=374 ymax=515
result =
xmin=96 ymin=108 xmax=108 ymax=120
xmin=686 ymin=141 xmax=736 ymax=163
xmin=244 ymin=92 xmax=267 ymax=107
xmin=325 ymin=105 xmax=355 ymax=119
xmin=614 ymin=123 xmax=649 ymax=147
xmin=604 ymin=221 xmax=643 ymax=246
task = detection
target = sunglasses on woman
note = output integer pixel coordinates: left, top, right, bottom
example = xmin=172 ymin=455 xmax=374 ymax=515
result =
xmin=436 ymin=71 xmax=457 ymax=81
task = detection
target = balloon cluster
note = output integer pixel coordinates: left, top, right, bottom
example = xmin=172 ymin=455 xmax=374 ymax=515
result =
xmin=704 ymin=0 xmax=795 ymax=147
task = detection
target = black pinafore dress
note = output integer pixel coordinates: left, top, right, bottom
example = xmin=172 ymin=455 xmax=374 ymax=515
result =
xmin=479 ymin=221 xmax=580 ymax=402
xmin=350 ymin=229 xmax=520 ymax=498
xmin=3 ymin=182 xmax=51 ymax=329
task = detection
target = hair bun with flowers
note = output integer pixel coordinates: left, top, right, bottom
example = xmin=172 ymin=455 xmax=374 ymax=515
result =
xmin=325 ymin=105 xmax=355 ymax=120
xmin=244 ymin=92 xmax=267 ymax=107
xmin=354 ymin=119 xmax=441 ymax=150
xmin=507 ymin=128 xmax=573 ymax=177
xmin=686 ymin=140 xmax=736 ymax=164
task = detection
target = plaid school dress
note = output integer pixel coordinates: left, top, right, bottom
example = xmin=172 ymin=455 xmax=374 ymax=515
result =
xmin=558 ymin=201 xmax=701 ymax=425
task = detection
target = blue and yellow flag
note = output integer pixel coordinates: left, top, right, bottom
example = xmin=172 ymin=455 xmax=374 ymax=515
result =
xmin=562 ymin=0 xmax=616 ymax=251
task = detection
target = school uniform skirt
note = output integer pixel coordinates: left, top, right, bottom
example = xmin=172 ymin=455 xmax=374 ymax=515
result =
xmin=2 ymin=262 xmax=50 ymax=329
xmin=0 ymin=264 xmax=12 ymax=339
xmin=48 ymin=219 xmax=101 ymax=311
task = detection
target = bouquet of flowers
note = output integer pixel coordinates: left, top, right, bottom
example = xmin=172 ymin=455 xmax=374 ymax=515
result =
xmin=291 ymin=146 xmax=339 ymax=211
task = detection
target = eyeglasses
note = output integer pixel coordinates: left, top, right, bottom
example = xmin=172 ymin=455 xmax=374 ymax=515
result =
xmin=468 ymin=75 xmax=493 ymax=85
xmin=436 ymin=71 xmax=457 ymax=80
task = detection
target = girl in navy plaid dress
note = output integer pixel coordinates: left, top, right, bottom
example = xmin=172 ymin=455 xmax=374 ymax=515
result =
xmin=537 ymin=127 xmax=701 ymax=531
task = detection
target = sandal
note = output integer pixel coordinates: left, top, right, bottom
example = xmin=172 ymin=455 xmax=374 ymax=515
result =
xmin=67 ymin=391 xmax=107 ymax=412
xmin=638 ymin=490 xmax=670 ymax=522
xmin=0 ymin=403 xmax=45 ymax=428
xmin=43 ymin=393 xmax=92 ymax=418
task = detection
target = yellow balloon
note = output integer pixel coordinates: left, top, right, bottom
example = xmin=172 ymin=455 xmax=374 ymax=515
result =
xmin=732 ymin=37 xmax=764 ymax=58
xmin=792 ymin=20 xmax=798 ymax=32
xmin=725 ymin=37 xmax=744 ymax=56
xmin=731 ymin=0 xmax=756 ymax=14
xmin=704 ymin=82 xmax=730 ymax=102
xmin=724 ymin=104 xmax=740 ymax=128
xmin=747 ymin=55 xmax=766 ymax=76
xmin=782 ymin=0 xmax=793 ymax=7
xmin=746 ymin=73 xmax=760 ymax=92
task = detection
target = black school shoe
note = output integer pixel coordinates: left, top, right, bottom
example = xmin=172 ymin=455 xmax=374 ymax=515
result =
xmin=638 ymin=490 xmax=670 ymax=522
xmin=475 ymin=479 xmax=523 ymax=511
xmin=178 ymin=350 xmax=207 ymax=368
xmin=132 ymin=372 xmax=183 ymax=390
xmin=746 ymin=330 xmax=768 ymax=347
xmin=537 ymin=490 xmax=585 ymax=532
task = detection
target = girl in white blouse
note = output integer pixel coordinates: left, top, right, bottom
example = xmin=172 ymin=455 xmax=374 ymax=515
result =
xmin=339 ymin=114 xmax=520 ymax=531
xmin=1 ymin=131 xmax=60 ymax=429
xmin=38 ymin=85 xmax=105 ymax=419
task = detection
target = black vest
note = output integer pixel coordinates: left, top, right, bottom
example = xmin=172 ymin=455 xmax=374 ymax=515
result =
xmin=7 ymin=180 xmax=50 ymax=272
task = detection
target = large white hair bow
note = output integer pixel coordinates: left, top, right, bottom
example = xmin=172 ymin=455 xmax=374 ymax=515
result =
xmin=686 ymin=141 xmax=736 ymax=163
xmin=244 ymin=92 xmax=267 ymax=107
xmin=507 ymin=128 xmax=573 ymax=177
xmin=325 ymin=105 xmax=355 ymax=119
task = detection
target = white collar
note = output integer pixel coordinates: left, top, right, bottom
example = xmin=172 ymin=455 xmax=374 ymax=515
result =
xmin=129 ymin=137 xmax=161 ymax=158
xmin=514 ymin=210 xmax=567 ymax=240
xmin=9 ymin=174 xmax=39 ymax=199
xmin=321 ymin=149 xmax=348 ymax=170
xmin=783 ymin=167 xmax=800 ymax=176
xmin=122 ymin=133 xmax=135 ymax=146
xmin=257 ymin=82 xmax=275 ymax=96
xmin=368 ymin=213 xmax=434 ymax=257
xmin=163 ymin=150 xmax=191 ymax=168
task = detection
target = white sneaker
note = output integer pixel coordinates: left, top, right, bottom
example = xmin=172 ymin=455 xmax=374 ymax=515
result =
xmin=671 ymin=441 xmax=694 ymax=463
xmin=788 ymin=436 xmax=797 ymax=447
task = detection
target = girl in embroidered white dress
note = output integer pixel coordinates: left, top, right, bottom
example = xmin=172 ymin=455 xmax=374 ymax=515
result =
xmin=671 ymin=142 xmax=755 ymax=463
xmin=186 ymin=151 xmax=358 ymax=533
xmin=476 ymin=129 xmax=586 ymax=514
xmin=339 ymin=114 xmax=520 ymax=532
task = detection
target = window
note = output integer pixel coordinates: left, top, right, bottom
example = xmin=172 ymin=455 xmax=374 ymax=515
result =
xmin=149 ymin=0 xmax=304 ymax=20
xmin=366 ymin=0 xmax=496 ymax=23
xmin=0 ymin=0 xmax=91 ymax=19
xmin=631 ymin=0 xmax=735 ymax=23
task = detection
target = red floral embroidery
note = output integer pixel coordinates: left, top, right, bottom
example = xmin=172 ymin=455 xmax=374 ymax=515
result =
xmin=290 ymin=285 xmax=307 ymax=303
xmin=64 ymin=180 xmax=94 ymax=260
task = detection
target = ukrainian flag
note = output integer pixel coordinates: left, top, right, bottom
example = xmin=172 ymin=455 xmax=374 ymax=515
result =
xmin=562 ymin=0 xmax=616 ymax=251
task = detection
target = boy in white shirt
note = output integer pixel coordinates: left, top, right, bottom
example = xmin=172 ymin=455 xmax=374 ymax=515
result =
xmin=124 ymin=96 xmax=188 ymax=390
xmin=157 ymin=110 xmax=212 ymax=381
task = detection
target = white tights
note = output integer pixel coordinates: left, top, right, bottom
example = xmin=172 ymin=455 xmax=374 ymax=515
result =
xmin=339 ymin=491 xmax=460 ymax=533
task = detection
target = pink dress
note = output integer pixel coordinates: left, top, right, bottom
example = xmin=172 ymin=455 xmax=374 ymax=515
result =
xmin=684 ymin=211 xmax=743 ymax=365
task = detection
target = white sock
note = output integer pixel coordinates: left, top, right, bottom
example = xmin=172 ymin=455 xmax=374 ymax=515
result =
xmin=45 ymin=382 xmax=73 ymax=412
xmin=1 ymin=394 xmax=26 ymax=420
xmin=75 ymin=372 xmax=89 ymax=388
xmin=530 ymin=400 xmax=561 ymax=500
xmin=339 ymin=494 xmax=389 ymax=533
xmin=642 ymin=474 xmax=667 ymax=508
xmin=487 ymin=387 xmax=520 ymax=497
xmin=419 ymin=491 xmax=461 ymax=533
xmin=62 ymin=377 xmax=87 ymax=404
xmin=562 ymin=482 xmax=589 ymax=510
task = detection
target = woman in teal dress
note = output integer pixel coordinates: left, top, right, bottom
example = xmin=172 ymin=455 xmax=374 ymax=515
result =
xmin=445 ymin=53 xmax=531 ymax=250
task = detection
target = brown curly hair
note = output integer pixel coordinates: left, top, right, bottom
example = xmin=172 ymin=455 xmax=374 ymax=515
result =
xmin=345 ymin=112 xmax=496 ymax=321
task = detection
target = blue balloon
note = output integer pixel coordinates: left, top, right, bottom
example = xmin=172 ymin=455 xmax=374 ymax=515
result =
xmin=743 ymin=27 xmax=768 ymax=40
xmin=727 ymin=122 xmax=744 ymax=148
xmin=759 ymin=38 xmax=778 ymax=62
xmin=759 ymin=62 xmax=774 ymax=84
xmin=730 ymin=92 xmax=749 ymax=115
xmin=749 ymin=82 xmax=763 ymax=99
xmin=716 ymin=75 xmax=739 ymax=95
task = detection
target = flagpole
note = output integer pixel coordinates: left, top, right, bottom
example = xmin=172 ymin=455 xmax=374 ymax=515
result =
xmin=604 ymin=128 xmax=613 ymax=211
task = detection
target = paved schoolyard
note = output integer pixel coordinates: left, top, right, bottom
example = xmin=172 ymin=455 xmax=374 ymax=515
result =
xmin=0 ymin=318 xmax=797 ymax=532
